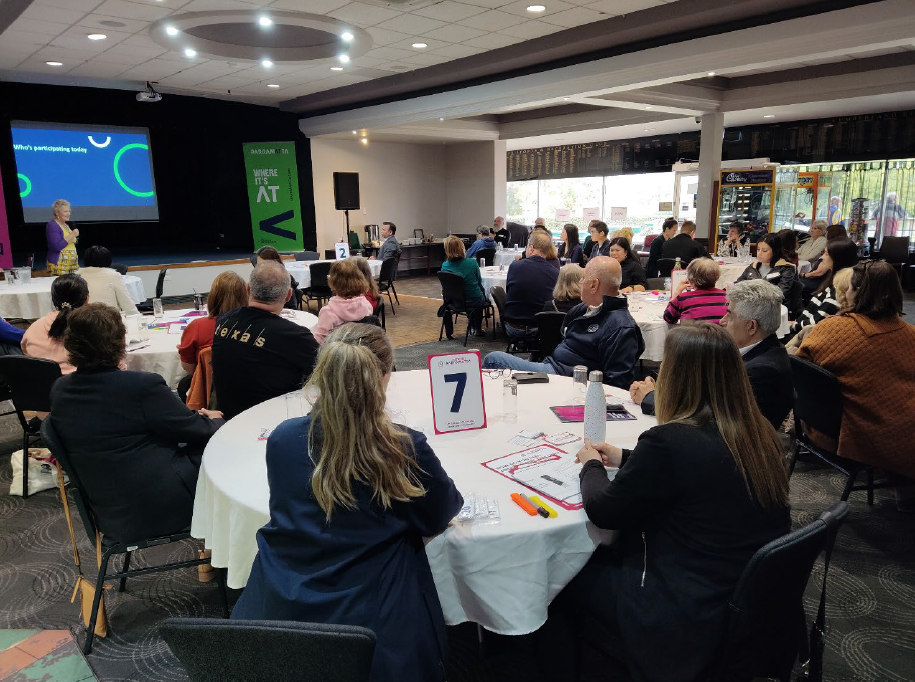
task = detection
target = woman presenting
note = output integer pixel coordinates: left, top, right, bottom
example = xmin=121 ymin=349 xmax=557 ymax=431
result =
xmin=46 ymin=199 xmax=79 ymax=274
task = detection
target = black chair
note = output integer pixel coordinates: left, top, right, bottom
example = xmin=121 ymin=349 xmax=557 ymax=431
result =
xmin=378 ymin=258 xmax=399 ymax=314
xmin=324 ymin=249 xmax=337 ymax=260
xmin=112 ymin=263 xmax=128 ymax=275
xmin=357 ymin=315 xmax=382 ymax=327
xmin=437 ymin=271 xmax=490 ymax=346
xmin=657 ymin=258 xmax=676 ymax=278
xmin=250 ymin=254 xmax=258 ymax=267
xmin=710 ymin=501 xmax=849 ymax=682
xmin=0 ymin=356 xmax=62 ymax=499
xmin=295 ymin=251 xmax=320 ymax=261
xmin=489 ymin=286 xmax=528 ymax=355
xmin=786 ymin=279 xmax=804 ymax=321
xmin=474 ymin=248 xmax=496 ymax=267
xmin=372 ymin=299 xmax=386 ymax=330
xmin=646 ymin=277 xmax=666 ymax=290
xmin=136 ymin=267 xmax=168 ymax=313
xmin=160 ymin=618 xmax=375 ymax=682
xmin=878 ymin=236 xmax=910 ymax=287
xmin=302 ymin=262 xmax=332 ymax=311
xmin=788 ymin=356 xmax=891 ymax=504
xmin=40 ymin=420 xmax=228 ymax=655
xmin=532 ymin=311 xmax=565 ymax=361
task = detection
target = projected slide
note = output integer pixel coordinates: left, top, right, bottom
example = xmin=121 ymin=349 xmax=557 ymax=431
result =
xmin=12 ymin=121 xmax=159 ymax=222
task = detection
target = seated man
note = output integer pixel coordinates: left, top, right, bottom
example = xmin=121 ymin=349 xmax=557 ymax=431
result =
xmin=502 ymin=231 xmax=560 ymax=340
xmin=660 ymin=219 xmax=708 ymax=265
xmin=631 ymin=279 xmax=793 ymax=428
xmin=492 ymin=217 xmax=511 ymax=248
xmin=371 ymin=222 xmax=401 ymax=262
xmin=483 ymin=257 xmax=644 ymax=389
xmin=211 ymin=262 xmax=319 ymax=420
xmin=466 ymin=225 xmax=496 ymax=260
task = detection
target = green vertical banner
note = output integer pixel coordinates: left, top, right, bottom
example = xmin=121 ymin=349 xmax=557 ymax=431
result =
xmin=243 ymin=141 xmax=304 ymax=251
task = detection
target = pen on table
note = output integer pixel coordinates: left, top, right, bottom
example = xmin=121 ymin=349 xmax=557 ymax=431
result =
xmin=126 ymin=344 xmax=150 ymax=352
xmin=529 ymin=495 xmax=558 ymax=518
xmin=510 ymin=493 xmax=538 ymax=516
xmin=520 ymin=493 xmax=550 ymax=518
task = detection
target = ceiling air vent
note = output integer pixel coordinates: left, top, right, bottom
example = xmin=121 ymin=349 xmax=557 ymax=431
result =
xmin=359 ymin=0 xmax=441 ymax=9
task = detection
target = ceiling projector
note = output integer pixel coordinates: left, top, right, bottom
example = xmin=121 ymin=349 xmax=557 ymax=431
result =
xmin=136 ymin=82 xmax=162 ymax=102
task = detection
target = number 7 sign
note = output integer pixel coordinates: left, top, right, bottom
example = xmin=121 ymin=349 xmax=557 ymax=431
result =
xmin=428 ymin=351 xmax=487 ymax=434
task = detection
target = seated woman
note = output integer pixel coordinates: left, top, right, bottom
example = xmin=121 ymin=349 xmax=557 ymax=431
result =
xmin=440 ymin=235 xmax=486 ymax=339
xmin=777 ymin=229 xmax=799 ymax=266
xmin=177 ymin=271 xmax=247 ymax=401
xmin=608 ymin=237 xmax=646 ymax=293
xmin=22 ymin=273 xmax=88 ymax=374
xmin=557 ymin=224 xmax=583 ymax=265
xmin=733 ymin=232 xmax=797 ymax=301
xmin=47 ymin=303 xmax=223 ymax=542
xmin=721 ymin=222 xmax=746 ymax=257
xmin=256 ymin=245 xmax=300 ymax=309
xmin=353 ymin=256 xmax=381 ymax=310
xmin=786 ymin=267 xmax=853 ymax=354
xmin=791 ymin=237 xmax=858 ymax=333
xmin=542 ymin=263 xmax=583 ymax=313
xmin=663 ymin=258 xmax=727 ymax=324
xmin=313 ymin=259 xmax=374 ymax=343
xmin=797 ymin=262 xmax=915 ymax=509
xmin=797 ymin=220 xmax=828 ymax=263
xmin=540 ymin=322 xmax=790 ymax=682
xmin=611 ymin=226 xmax=634 ymax=245
xmin=232 ymin=323 xmax=462 ymax=682
xmin=79 ymin=246 xmax=138 ymax=314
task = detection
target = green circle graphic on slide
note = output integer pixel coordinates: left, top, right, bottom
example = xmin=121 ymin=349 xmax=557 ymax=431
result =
xmin=17 ymin=173 xmax=31 ymax=198
xmin=113 ymin=143 xmax=155 ymax=197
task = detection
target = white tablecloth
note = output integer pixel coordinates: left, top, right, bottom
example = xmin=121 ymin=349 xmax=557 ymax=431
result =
xmin=191 ymin=371 xmax=656 ymax=635
xmin=494 ymin=249 xmax=523 ymax=268
xmin=0 ymin=274 xmax=145 ymax=319
xmin=124 ymin=308 xmax=318 ymax=387
xmin=284 ymin=259 xmax=382 ymax=290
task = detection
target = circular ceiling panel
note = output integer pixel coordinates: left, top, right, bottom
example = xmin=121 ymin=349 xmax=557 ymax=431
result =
xmin=149 ymin=10 xmax=371 ymax=63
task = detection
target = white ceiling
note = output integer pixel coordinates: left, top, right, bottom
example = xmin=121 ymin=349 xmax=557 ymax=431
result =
xmin=0 ymin=0 xmax=679 ymax=104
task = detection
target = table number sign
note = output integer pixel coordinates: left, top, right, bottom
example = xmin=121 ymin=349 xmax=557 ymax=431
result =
xmin=428 ymin=351 xmax=487 ymax=434
xmin=334 ymin=242 xmax=350 ymax=259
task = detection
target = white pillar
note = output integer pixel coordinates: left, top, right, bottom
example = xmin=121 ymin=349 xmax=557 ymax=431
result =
xmin=695 ymin=112 xmax=724 ymax=240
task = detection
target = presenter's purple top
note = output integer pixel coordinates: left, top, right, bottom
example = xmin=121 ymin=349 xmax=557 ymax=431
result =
xmin=45 ymin=220 xmax=69 ymax=266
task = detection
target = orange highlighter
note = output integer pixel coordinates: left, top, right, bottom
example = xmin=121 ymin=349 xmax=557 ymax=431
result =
xmin=510 ymin=493 xmax=538 ymax=516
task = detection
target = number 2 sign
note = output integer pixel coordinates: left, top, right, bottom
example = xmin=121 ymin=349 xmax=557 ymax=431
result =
xmin=428 ymin=351 xmax=487 ymax=434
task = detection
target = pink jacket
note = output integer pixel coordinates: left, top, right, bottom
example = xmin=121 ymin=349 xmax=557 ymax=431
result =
xmin=313 ymin=295 xmax=374 ymax=343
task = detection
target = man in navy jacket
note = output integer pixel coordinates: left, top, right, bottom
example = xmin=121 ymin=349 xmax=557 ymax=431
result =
xmin=502 ymin=231 xmax=559 ymax=340
xmin=484 ymin=257 xmax=644 ymax=389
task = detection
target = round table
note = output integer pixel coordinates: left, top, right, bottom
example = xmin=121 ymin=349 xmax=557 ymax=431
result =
xmin=191 ymin=371 xmax=656 ymax=635
xmin=0 ymin=274 xmax=145 ymax=319
xmin=284 ymin=259 xmax=382 ymax=290
xmin=124 ymin=308 xmax=318 ymax=387
xmin=494 ymin=249 xmax=523 ymax=268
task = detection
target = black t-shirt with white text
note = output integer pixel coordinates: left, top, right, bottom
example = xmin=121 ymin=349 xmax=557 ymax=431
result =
xmin=211 ymin=306 xmax=318 ymax=420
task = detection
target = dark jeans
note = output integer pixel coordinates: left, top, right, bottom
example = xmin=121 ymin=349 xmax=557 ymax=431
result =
xmin=443 ymin=298 xmax=484 ymax=337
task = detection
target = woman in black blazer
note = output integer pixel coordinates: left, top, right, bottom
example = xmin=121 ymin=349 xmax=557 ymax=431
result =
xmin=540 ymin=323 xmax=791 ymax=682
xmin=734 ymin=232 xmax=797 ymax=302
xmin=557 ymin=224 xmax=583 ymax=265
xmin=48 ymin=304 xmax=223 ymax=542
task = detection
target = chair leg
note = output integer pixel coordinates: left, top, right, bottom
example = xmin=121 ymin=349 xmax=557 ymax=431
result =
xmin=788 ymin=441 xmax=801 ymax=475
xmin=463 ymin=314 xmax=471 ymax=347
xmin=391 ymin=283 xmax=399 ymax=305
xmin=439 ymin=317 xmax=446 ymax=341
xmin=386 ymin=290 xmax=396 ymax=314
xmin=216 ymin=568 xmax=229 ymax=618
xmin=866 ymin=468 xmax=875 ymax=507
xmin=119 ymin=551 xmax=131 ymax=592
xmin=84 ymin=547 xmax=114 ymax=655
xmin=840 ymin=470 xmax=859 ymax=503
xmin=21 ymin=431 xmax=29 ymax=500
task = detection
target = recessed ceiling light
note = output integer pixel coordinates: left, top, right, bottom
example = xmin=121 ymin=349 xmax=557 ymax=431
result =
xmin=562 ymin=97 xmax=570 ymax=101
xmin=88 ymin=33 xmax=106 ymax=40
xmin=259 ymin=16 xmax=273 ymax=27
xmin=261 ymin=59 xmax=273 ymax=67
xmin=184 ymin=48 xmax=196 ymax=57
xmin=527 ymin=4 xmax=546 ymax=11
xmin=352 ymin=130 xmax=358 ymax=134
xmin=338 ymin=54 xmax=350 ymax=63
xmin=46 ymin=61 xmax=63 ymax=66
xmin=412 ymin=42 xmax=427 ymax=48
xmin=707 ymin=71 xmax=716 ymax=76
xmin=645 ymin=105 xmax=652 ymax=110
xmin=360 ymin=138 xmax=368 ymax=144
xmin=763 ymin=114 xmax=775 ymax=118
xmin=267 ymin=83 xmax=280 ymax=88
xmin=341 ymin=31 xmax=354 ymax=42
xmin=165 ymin=26 xmax=179 ymax=36
xmin=331 ymin=66 xmax=344 ymax=71
xmin=439 ymin=117 xmax=445 ymax=121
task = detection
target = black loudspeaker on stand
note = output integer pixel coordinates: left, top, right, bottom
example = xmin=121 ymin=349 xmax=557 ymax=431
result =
xmin=333 ymin=172 xmax=360 ymax=244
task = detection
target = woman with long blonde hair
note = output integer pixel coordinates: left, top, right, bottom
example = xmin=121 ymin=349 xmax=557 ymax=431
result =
xmin=232 ymin=323 xmax=462 ymax=682
xmin=541 ymin=322 xmax=790 ymax=682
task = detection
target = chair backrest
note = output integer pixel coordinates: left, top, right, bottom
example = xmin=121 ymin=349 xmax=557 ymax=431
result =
xmin=787 ymin=279 xmax=804 ymax=319
xmin=324 ymin=249 xmax=337 ymax=260
xmin=0 ymin=356 xmax=62 ymax=428
xmin=160 ymin=617 xmax=376 ymax=682
xmin=356 ymin=315 xmax=382 ymax=327
xmin=879 ymin=236 xmax=910 ymax=263
xmin=643 ymin=234 xmax=657 ymax=248
xmin=379 ymin=257 xmax=397 ymax=284
xmin=112 ymin=263 xmax=128 ymax=275
xmin=249 ymin=255 xmax=258 ymax=267
xmin=657 ymin=258 xmax=676 ymax=278
xmin=155 ymin=267 xmax=169 ymax=299
xmin=309 ymin=262 xmax=332 ymax=289
xmin=348 ymin=231 xmax=362 ymax=250
xmin=712 ymin=502 xmax=849 ymax=681
xmin=490 ymin=285 xmax=508 ymax=319
xmin=372 ymin=299 xmax=385 ymax=329
xmin=438 ymin=271 xmax=467 ymax=308
xmin=295 ymin=251 xmax=321 ymax=261
xmin=789 ymin=355 xmax=842 ymax=441
xmin=533 ymin=311 xmax=566 ymax=358
xmin=40 ymin=418 xmax=98 ymax=543
xmin=475 ymin=248 xmax=496 ymax=267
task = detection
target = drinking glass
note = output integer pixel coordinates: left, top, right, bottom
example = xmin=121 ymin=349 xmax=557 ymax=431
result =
xmin=152 ymin=298 xmax=164 ymax=318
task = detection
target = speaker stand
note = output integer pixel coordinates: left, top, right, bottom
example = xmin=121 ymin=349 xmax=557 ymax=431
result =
xmin=343 ymin=209 xmax=350 ymax=245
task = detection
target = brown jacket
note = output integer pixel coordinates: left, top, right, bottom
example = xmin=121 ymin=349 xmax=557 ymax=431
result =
xmin=185 ymin=346 xmax=214 ymax=411
xmin=797 ymin=313 xmax=915 ymax=478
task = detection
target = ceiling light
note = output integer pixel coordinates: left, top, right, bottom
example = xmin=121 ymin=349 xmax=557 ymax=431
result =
xmin=261 ymin=59 xmax=273 ymax=67
xmin=352 ymin=130 xmax=358 ymax=134
xmin=412 ymin=42 xmax=427 ymax=48
xmin=707 ymin=71 xmax=716 ymax=76
xmin=331 ymin=66 xmax=344 ymax=71
xmin=763 ymin=114 xmax=775 ymax=118
xmin=645 ymin=105 xmax=652 ymax=110
xmin=259 ymin=16 xmax=273 ymax=27
xmin=439 ymin=117 xmax=445 ymax=121
xmin=165 ymin=26 xmax=179 ymax=36
xmin=562 ymin=97 xmax=570 ymax=101
xmin=184 ymin=48 xmax=196 ymax=57
xmin=527 ymin=4 xmax=546 ymax=11
xmin=338 ymin=54 xmax=350 ymax=63
xmin=360 ymin=138 xmax=368 ymax=144
xmin=267 ymin=83 xmax=280 ymax=88
xmin=341 ymin=31 xmax=354 ymax=42
xmin=87 ymin=33 xmax=106 ymax=41
xmin=46 ymin=61 xmax=63 ymax=66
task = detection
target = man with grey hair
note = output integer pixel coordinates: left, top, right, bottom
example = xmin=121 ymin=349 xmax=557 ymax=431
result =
xmin=483 ymin=256 xmax=644 ymax=388
xmin=631 ymin=279 xmax=793 ymax=427
xmin=466 ymin=224 xmax=496 ymax=260
xmin=211 ymin=261 xmax=318 ymax=419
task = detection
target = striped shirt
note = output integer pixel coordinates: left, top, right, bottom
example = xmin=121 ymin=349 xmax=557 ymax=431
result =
xmin=663 ymin=287 xmax=729 ymax=324
xmin=793 ymin=285 xmax=839 ymax=332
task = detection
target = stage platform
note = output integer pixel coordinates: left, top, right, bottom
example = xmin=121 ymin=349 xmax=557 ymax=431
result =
xmin=110 ymin=248 xmax=253 ymax=267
